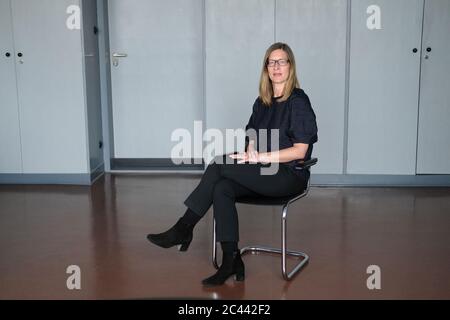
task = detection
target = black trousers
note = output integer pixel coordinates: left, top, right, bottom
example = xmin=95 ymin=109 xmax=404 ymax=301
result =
xmin=183 ymin=154 xmax=307 ymax=242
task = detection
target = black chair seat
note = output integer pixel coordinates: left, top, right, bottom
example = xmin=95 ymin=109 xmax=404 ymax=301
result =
xmin=235 ymin=158 xmax=317 ymax=206
xmin=236 ymin=191 xmax=305 ymax=206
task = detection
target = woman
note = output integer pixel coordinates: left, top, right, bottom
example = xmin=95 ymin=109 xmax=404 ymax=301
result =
xmin=147 ymin=42 xmax=318 ymax=286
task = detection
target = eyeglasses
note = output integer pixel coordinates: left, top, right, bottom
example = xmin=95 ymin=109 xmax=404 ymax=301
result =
xmin=267 ymin=59 xmax=289 ymax=67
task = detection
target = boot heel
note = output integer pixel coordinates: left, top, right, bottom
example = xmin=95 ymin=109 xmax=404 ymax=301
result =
xmin=234 ymin=265 xmax=245 ymax=281
xmin=178 ymin=241 xmax=191 ymax=252
xmin=235 ymin=271 xmax=245 ymax=282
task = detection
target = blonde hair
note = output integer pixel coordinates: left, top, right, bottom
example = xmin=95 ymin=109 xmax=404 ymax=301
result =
xmin=259 ymin=42 xmax=300 ymax=106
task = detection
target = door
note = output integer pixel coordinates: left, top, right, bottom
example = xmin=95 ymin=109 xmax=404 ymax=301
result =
xmin=205 ymin=0 xmax=274 ymax=156
xmin=416 ymin=0 xmax=450 ymax=174
xmin=347 ymin=0 xmax=424 ymax=174
xmin=11 ymin=0 xmax=88 ymax=173
xmin=276 ymin=0 xmax=347 ymax=174
xmin=108 ymin=0 xmax=204 ymax=162
xmin=0 ymin=0 xmax=22 ymax=173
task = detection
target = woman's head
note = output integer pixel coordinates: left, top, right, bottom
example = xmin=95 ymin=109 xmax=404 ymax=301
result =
xmin=259 ymin=42 xmax=300 ymax=106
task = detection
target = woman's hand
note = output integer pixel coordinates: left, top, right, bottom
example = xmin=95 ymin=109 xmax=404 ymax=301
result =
xmin=229 ymin=140 xmax=261 ymax=164
xmin=229 ymin=141 xmax=307 ymax=164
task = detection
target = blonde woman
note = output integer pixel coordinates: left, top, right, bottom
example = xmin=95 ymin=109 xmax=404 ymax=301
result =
xmin=147 ymin=42 xmax=318 ymax=286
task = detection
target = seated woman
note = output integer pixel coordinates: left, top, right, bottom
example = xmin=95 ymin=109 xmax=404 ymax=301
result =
xmin=147 ymin=42 xmax=318 ymax=286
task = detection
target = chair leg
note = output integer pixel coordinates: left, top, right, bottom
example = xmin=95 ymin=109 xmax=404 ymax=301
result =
xmin=212 ymin=219 xmax=219 ymax=269
xmin=211 ymin=204 xmax=309 ymax=280
xmin=280 ymin=203 xmax=309 ymax=280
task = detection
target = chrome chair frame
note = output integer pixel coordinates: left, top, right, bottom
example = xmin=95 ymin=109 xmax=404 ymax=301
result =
xmin=212 ymin=158 xmax=317 ymax=281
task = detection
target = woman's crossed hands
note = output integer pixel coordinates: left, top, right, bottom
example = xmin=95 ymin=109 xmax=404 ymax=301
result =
xmin=229 ymin=140 xmax=268 ymax=164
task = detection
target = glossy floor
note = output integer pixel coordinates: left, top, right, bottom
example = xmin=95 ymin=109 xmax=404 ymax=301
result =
xmin=1 ymin=174 xmax=449 ymax=299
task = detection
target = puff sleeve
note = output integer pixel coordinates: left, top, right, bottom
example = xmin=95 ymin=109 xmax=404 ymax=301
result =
xmin=288 ymin=95 xmax=318 ymax=145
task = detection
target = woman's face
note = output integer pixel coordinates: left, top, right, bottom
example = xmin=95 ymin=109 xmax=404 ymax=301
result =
xmin=267 ymin=49 xmax=290 ymax=85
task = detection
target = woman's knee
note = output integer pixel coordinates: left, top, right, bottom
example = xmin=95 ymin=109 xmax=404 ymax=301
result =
xmin=204 ymin=155 xmax=225 ymax=173
xmin=205 ymin=154 xmax=232 ymax=174
xmin=210 ymin=154 xmax=235 ymax=165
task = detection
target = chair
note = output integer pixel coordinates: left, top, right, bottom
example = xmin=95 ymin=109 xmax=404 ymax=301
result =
xmin=212 ymin=158 xmax=318 ymax=281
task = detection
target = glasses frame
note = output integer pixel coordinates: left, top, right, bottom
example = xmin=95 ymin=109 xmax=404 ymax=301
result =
xmin=266 ymin=59 xmax=290 ymax=68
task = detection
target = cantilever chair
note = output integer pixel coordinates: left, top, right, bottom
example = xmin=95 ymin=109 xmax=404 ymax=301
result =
xmin=212 ymin=158 xmax=318 ymax=281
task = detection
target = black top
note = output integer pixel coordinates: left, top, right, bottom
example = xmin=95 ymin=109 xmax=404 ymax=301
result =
xmin=244 ymin=87 xmax=318 ymax=177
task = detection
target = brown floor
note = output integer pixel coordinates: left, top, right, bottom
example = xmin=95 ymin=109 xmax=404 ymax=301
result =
xmin=0 ymin=173 xmax=449 ymax=299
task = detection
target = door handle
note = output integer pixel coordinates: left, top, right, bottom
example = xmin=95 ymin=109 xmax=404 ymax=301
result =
xmin=112 ymin=53 xmax=128 ymax=58
xmin=424 ymin=47 xmax=432 ymax=60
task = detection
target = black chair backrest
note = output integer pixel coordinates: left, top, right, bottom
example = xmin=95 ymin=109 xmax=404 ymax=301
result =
xmin=294 ymin=157 xmax=318 ymax=170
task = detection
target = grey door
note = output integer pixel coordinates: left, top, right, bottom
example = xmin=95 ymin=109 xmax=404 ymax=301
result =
xmin=11 ymin=0 xmax=88 ymax=173
xmin=205 ymin=0 xmax=274 ymax=156
xmin=0 ymin=0 xmax=22 ymax=173
xmin=108 ymin=0 xmax=204 ymax=161
xmin=347 ymin=0 xmax=424 ymax=174
xmin=416 ymin=0 xmax=450 ymax=174
xmin=276 ymin=0 xmax=347 ymax=174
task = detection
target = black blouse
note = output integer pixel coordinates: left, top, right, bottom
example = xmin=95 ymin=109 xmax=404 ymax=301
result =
xmin=244 ymin=87 xmax=318 ymax=175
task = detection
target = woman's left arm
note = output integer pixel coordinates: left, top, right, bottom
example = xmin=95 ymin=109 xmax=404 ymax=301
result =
xmin=258 ymin=143 xmax=308 ymax=163
xmin=230 ymin=141 xmax=308 ymax=164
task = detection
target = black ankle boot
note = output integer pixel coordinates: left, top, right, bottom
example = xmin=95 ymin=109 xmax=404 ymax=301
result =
xmin=202 ymin=251 xmax=245 ymax=286
xmin=146 ymin=218 xmax=193 ymax=251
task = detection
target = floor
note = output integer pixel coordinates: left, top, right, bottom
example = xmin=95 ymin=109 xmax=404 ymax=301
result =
xmin=1 ymin=173 xmax=449 ymax=299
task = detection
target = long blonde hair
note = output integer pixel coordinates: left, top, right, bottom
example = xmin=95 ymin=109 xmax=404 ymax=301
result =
xmin=259 ymin=42 xmax=300 ymax=106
